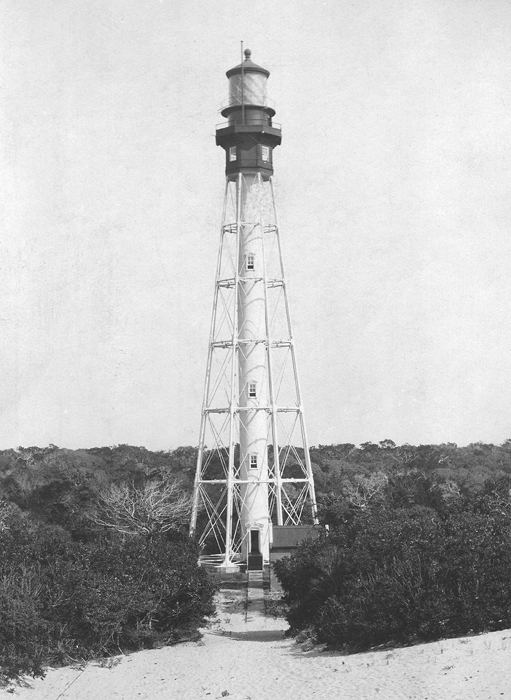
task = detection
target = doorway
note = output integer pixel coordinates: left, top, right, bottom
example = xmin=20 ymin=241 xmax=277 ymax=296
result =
xmin=250 ymin=529 xmax=260 ymax=554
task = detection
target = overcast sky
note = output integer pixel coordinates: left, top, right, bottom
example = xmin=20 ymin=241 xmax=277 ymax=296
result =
xmin=1 ymin=0 xmax=511 ymax=450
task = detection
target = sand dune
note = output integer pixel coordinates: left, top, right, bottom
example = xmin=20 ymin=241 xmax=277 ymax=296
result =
xmin=2 ymin=586 xmax=511 ymax=699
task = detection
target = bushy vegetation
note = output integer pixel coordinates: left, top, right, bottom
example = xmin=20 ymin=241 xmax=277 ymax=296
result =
xmin=275 ymin=472 xmax=511 ymax=652
xmin=0 ymin=489 xmax=215 ymax=684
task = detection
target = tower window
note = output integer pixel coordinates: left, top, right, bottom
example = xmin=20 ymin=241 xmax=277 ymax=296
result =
xmin=246 ymin=253 xmax=255 ymax=271
xmin=261 ymin=145 xmax=270 ymax=162
xmin=250 ymin=454 xmax=258 ymax=469
xmin=229 ymin=146 xmax=237 ymax=162
xmin=248 ymin=382 xmax=257 ymax=398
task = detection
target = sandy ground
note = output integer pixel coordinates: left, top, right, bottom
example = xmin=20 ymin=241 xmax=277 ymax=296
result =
xmin=2 ymin=582 xmax=511 ymax=700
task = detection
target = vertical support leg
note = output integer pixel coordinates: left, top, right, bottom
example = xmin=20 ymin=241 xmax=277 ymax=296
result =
xmin=270 ymin=180 xmax=318 ymax=524
xmin=191 ymin=181 xmax=229 ymax=537
xmin=261 ymin=175 xmax=283 ymax=526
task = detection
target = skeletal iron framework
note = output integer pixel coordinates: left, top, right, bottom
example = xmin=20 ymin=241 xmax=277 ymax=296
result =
xmin=190 ymin=52 xmax=317 ymax=568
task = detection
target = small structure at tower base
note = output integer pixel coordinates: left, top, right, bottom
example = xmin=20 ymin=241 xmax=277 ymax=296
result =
xmin=269 ymin=525 xmax=318 ymax=564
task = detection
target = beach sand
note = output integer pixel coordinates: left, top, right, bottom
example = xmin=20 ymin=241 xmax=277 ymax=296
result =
xmin=2 ymin=582 xmax=511 ymax=699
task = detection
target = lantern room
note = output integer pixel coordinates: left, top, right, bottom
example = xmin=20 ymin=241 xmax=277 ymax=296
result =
xmin=216 ymin=49 xmax=282 ymax=180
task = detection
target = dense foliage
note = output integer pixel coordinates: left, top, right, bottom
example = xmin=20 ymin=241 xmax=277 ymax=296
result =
xmin=275 ymin=473 xmax=511 ymax=651
xmin=309 ymin=439 xmax=511 ymax=501
xmin=0 ymin=488 xmax=215 ymax=683
xmin=3 ymin=441 xmax=511 ymax=530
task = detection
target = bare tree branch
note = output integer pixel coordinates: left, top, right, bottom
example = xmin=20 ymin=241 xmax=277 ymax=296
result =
xmin=89 ymin=478 xmax=192 ymax=536
xmin=343 ymin=472 xmax=388 ymax=509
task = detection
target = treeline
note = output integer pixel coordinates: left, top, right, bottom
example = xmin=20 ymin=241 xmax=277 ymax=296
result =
xmin=0 ymin=444 xmax=197 ymax=538
xmin=310 ymin=439 xmax=511 ymax=499
xmin=3 ymin=440 xmax=511 ymax=531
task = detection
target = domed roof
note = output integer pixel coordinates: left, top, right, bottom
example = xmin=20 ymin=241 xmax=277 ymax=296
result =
xmin=226 ymin=49 xmax=270 ymax=78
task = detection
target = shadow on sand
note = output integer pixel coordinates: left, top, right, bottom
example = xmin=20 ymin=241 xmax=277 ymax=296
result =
xmin=211 ymin=629 xmax=287 ymax=642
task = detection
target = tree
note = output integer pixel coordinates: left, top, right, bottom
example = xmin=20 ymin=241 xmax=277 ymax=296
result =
xmin=379 ymin=439 xmax=396 ymax=450
xmin=90 ymin=478 xmax=192 ymax=537
xmin=343 ymin=472 xmax=388 ymax=509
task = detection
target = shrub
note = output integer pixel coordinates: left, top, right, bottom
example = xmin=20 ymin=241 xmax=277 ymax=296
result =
xmin=0 ymin=566 xmax=48 ymax=681
xmin=275 ymin=494 xmax=511 ymax=652
xmin=0 ymin=509 xmax=215 ymax=683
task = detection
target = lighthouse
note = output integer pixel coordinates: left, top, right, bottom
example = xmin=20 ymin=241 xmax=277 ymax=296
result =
xmin=190 ymin=49 xmax=317 ymax=571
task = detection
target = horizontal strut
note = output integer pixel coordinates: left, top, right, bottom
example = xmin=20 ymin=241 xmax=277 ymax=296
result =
xmin=203 ymin=406 xmax=303 ymax=414
xmin=210 ymin=339 xmax=292 ymax=348
xmin=196 ymin=478 xmax=311 ymax=485
xmin=217 ymin=278 xmax=284 ymax=288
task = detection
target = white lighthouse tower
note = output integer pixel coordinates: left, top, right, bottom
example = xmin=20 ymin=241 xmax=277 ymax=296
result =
xmin=190 ymin=49 xmax=317 ymax=571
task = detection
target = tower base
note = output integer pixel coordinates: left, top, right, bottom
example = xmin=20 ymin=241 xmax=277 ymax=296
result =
xmin=218 ymin=563 xmax=242 ymax=574
xmin=198 ymin=554 xmax=242 ymax=575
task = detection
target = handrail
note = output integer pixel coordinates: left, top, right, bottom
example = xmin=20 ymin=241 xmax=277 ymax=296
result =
xmin=216 ymin=120 xmax=281 ymax=131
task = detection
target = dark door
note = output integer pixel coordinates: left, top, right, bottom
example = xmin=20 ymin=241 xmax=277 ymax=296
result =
xmin=250 ymin=529 xmax=260 ymax=554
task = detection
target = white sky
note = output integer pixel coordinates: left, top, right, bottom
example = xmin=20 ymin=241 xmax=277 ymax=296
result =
xmin=1 ymin=0 xmax=511 ymax=450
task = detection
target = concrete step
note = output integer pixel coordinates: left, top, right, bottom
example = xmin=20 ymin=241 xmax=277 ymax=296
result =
xmin=247 ymin=572 xmax=264 ymax=589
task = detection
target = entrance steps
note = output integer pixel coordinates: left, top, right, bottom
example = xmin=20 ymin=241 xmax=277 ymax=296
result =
xmin=247 ymin=570 xmax=264 ymax=588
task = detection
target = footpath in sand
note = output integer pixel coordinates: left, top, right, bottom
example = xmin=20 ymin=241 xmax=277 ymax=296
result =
xmin=2 ymin=574 xmax=511 ymax=700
